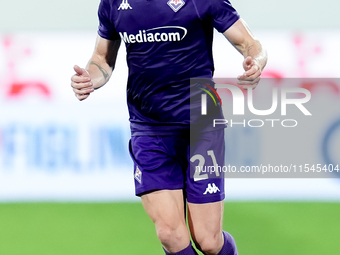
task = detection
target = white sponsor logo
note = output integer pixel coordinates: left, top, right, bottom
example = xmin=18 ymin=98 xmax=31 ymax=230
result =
xmin=203 ymin=183 xmax=220 ymax=195
xmin=167 ymin=0 xmax=185 ymax=12
xmin=134 ymin=166 xmax=142 ymax=184
xmin=119 ymin=26 xmax=187 ymax=44
xmin=118 ymin=0 xmax=132 ymax=10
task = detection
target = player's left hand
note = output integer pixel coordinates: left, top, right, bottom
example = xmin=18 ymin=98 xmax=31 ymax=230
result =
xmin=237 ymin=56 xmax=262 ymax=90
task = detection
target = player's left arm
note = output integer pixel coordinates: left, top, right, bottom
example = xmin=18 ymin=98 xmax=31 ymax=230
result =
xmin=223 ymin=18 xmax=267 ymax=89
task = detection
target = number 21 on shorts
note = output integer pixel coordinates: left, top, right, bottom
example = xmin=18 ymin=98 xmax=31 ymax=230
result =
xmin=190 ymin=150 xmax=221 ymax=181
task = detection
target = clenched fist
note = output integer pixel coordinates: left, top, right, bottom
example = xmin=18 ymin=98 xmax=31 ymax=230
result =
xmin=71 ymin=65 xmax=94 ymax=101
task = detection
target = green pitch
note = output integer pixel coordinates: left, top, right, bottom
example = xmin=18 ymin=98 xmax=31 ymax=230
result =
xmin=0 ymin=202 xmax=339 ymax=255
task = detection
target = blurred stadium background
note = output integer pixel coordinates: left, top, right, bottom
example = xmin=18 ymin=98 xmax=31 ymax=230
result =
xmin=0 ymin=0 xmax=340 ymax=254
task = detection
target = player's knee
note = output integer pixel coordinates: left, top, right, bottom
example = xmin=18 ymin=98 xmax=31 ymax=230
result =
xmin=195 ymin=233 xmax=223 ymax=255
xmin=156 ymin=225 xmax=173 ymax=245
xmin=156 ymin=223 xmax=187 ymax=249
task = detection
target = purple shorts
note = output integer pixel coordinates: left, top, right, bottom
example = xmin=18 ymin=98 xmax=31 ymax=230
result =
xmin=128 ymin=129 xmax=225 ymax=204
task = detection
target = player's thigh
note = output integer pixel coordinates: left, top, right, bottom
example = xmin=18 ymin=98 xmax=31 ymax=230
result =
xmin=187 ymin=200 xmax=224 ymax=248
xmin=141 ymin=189 xmax=186 ymax=225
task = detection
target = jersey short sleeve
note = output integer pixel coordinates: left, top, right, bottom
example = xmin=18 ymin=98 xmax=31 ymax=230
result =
xmin=98 ymin=0 xmax=120 ymax=40
xmin=209 ymin=0 xmax=240 ymax=33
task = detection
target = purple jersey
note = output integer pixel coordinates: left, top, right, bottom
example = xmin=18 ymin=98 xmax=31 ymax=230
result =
xmin=98 ymin=0 xmax=239 ymax=135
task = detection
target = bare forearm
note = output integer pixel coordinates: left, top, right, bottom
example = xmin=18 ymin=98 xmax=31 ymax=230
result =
xmin=84 ymin=37 xmax=121 ymax=90
xmin=85 ymin=56 xmax=112 ymax=89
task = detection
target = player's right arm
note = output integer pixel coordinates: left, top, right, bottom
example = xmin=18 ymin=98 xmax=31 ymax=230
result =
xmin=71 ymin=35 xmax=121 ymax=101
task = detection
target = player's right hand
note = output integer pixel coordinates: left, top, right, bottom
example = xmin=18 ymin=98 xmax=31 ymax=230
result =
xmin=71 ymin=65 xmax=94 ymax=101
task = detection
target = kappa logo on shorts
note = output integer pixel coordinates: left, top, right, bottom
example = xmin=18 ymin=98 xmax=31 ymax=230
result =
xmin=134 ymin=166 xmax=142 ymax=184
xmin=203 ymin=183 xmax=220 ymax=195
xmin=118 ymin=0 xmax=132 ymax=10
xmin=167 ymin=0 xmax=185 ymax=12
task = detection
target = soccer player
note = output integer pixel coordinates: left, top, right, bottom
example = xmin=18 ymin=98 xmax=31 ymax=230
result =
xmin=71 ymin=0 xmax=267 ymax=254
